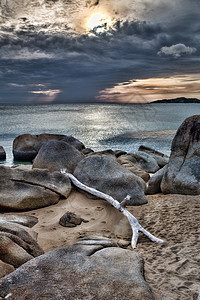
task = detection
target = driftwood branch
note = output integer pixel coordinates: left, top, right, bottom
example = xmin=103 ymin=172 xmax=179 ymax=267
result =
xmin=61 ymin=169 xmax=164 ymax=248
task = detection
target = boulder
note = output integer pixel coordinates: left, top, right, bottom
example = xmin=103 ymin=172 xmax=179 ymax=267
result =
xmin=138 ymin=145 xmax=169 ymax=167
xmin=0 ymin=222 xmax=43 ymax=255
xmin=0 ymin=214 xmax=38 ymax=228
xmin=0 ymin=222 xmax=44 ymax=268
xmin=117 ymin=156 xmax=150 ymax=182
xmin=32 ymin=140 xmax=84 ymax=173
xmin=0 ymin=146 xmax=6 ymax=160
xmin=0 ymin=235 xmax=154 ymax=300
xmin=73 ymin=155 xmax=147 ymax=206
xmin=13 ymin=133 xmax=85 ymax=161
xmin=118 ymin=152 xmax=159 ymax=174
xmin=0 ymin=260 xmax=15 ymax=279
xmin=0 ymin=234 xmax=34 ymax=268
xmin=146 ymin=165 xmax=167 ymax=195
xmin=161 ymin=115 xmax=200 ymax=195
xmin=59 ymin=211 xmax=88 ymax=227
xmin=0 ymin=166 xmax=71 ymax=211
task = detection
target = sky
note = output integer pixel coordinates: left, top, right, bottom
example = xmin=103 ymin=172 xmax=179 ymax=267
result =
xmin=0 ymin=0 xmax=199 ymax=104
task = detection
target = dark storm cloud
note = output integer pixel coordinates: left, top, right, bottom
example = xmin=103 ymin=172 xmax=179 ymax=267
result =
xmin=0 ymin=0 xmax=199 ymax=103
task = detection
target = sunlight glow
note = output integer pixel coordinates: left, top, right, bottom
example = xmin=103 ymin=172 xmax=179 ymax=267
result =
xmin=96 ymin=75 xmax=200 ymax=103
xmin=87 ymin=13 xmax=112 ymax=33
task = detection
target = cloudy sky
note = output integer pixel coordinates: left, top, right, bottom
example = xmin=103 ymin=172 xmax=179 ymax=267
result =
xmin=0 ymin=0 xmax=199 ymax=103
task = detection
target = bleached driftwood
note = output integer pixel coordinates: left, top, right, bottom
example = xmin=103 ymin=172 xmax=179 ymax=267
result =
xmin=61 ymin=169 xmax=164 ymax=248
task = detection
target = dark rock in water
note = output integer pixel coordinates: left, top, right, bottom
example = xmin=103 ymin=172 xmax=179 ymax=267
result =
xmin=117 ymin=155 xmax=150 ymax=182
xmin=32 ymin=140 xmax=84 ymax=173
xmin=146 ymin=165 xmax=167 ymax=195
xmin=161 ymin=115 xmax=200 ymax=195
xmin=0 ymin=222 xmax=44 ymax=268
xmin=0 ymin=146 xmax=6 ymax=160
xmin=0 ymin=214 xmax=38 ymax=228
xmin=0 ymin=166 xmax=71 ymax=211
xmin=138 ymin=145 xmax=169 ymax=167
xmin=13 ymin=133 xmax=85 ymax=161
xmin=59 ymin=211 xmax=88 ymax=227
xmin=0 ymin=235 xmax=154 ymax=300
xmin=0 ymin=260 xmax=15 ymax=279
xmin=73 ymin=155 xmax=147 ymax=206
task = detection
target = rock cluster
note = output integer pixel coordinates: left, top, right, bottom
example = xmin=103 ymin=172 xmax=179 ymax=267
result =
xmin=147 ymin=115 xmax=200 ymax=195
xmin=0 ymin=235 xmax=154 ymax=300
xmin=13 ymin=133 xmax=85 ymax=161
xmin=0 ymin=215 xmax=43 ymax=278
xmin=0 ymin=115 xmax=199 ymax=299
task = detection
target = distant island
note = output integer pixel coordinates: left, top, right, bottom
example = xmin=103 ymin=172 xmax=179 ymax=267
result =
xmin=152 ymin=97 xmax=200 ymax=104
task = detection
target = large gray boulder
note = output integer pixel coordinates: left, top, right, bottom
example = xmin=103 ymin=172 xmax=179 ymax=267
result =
xmin=138 ymin=145 xmax=169 ymax=168
xmin=73 ymin=155 xmax=147 ymax=206
xmin=0 ymin=235 xmax=154 ymax=300
xmin=161 ymin=115 xmax=200 ymax=195
xmin=0 ymin=166 xmax=71 ymax=211
xmin=13 ymin=133 xmax=85 ymax=161
xmin=32 ymin=140 xmax=84 ymax=173
xmin=0 ymin=146 xmax=6 ymax=160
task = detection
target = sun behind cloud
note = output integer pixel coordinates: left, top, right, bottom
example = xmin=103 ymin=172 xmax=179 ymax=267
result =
xmin=87 ymin=13 xmax=112 ymax=33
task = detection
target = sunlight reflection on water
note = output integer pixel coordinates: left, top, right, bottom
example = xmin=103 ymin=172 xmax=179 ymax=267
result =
xmin=0 ymin=103 xmax=199 ymax=165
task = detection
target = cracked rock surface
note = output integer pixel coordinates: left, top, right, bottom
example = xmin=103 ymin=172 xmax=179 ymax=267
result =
xmin=0 ymin=222 xmax=44 ymax=269
xmin=0 ymin=234 xmax=154 ymax=300
xmin=0 ymin=214 xmax=38 ymax=228
xmin=0 ymin=166 xmax=71 ymax=211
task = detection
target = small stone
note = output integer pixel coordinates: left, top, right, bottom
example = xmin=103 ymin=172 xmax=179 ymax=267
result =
xmin=117 ymin=239 xmax=130 ymax=248
xmin=59 ymin=212 xmax=88 ymax=227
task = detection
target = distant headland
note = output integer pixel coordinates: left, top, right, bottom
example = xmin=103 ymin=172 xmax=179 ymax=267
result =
xmin=152 ymin=97 xmax=200 ymax=103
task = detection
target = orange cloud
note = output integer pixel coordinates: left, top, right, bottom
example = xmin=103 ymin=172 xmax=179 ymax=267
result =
xmin=96 ymin=74 xmax=200 ymax=103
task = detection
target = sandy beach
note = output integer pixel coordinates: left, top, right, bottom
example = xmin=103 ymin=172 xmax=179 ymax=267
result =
xmin=15 ymin=190 xmax=199 ymax=300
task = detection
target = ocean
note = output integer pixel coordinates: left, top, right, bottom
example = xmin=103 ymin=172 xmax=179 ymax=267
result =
xmin=0 ymin=103 xmax=199 ymax=165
